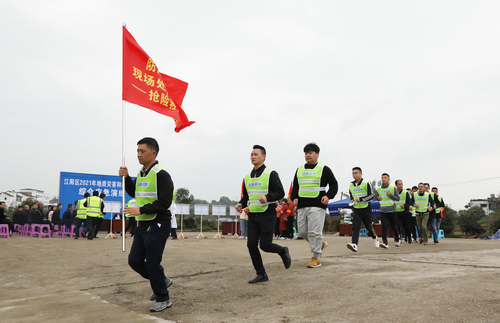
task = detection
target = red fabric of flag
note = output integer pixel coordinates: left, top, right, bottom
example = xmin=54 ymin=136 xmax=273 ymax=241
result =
xmin=122 ymin=26 xmax=194 ymax=132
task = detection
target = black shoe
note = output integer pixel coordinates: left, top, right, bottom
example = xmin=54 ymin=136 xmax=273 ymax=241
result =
xmin=281 ymin=246 xmax=291 ymax=269
xmin=94 ymin=236 xmax=99 ymax=238
xmin=12 ymin=229 xmax=19 ymax=233
xmin=249 ymin=274 xmax=269 ymax=284
xmin=296 ymin=236 xmax=304 ymax=240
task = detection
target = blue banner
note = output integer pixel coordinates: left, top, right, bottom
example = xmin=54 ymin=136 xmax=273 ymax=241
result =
xmin=59 ymin=171 xmax=134 ymax=219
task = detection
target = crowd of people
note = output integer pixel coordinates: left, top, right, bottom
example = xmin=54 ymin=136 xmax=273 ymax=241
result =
xmin=346 ymin=168 xmax=445 ymax=252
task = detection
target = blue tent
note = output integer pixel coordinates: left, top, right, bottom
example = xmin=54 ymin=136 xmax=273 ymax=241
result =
xmin=327 ymin=198 xmax=380 ymax=216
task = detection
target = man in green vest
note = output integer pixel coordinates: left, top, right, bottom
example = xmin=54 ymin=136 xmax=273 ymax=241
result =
xmin=395 ymin=180 xmax=413 ymax=244
xmin=347 ymin=167 xmax=380 ymax=252
xmin=375 ymin=173 xmax=401 ymax=248
xmin=74 ymin=192 xmax=90 ymax=239
xmin=92 ymin=193 xmax=106 ymax=239
xmin=119 ymin=137 xmax=174 ymax=312
xmin=414 ymin=182 xmax=435 ymax=245
xmin=83 ymin=191 xmax=104 ymax=241
xmin=431 ymin=187 xmax=445 ymax=244
xmin=235 ymin=144 xmax=291 ymax=284
xmin=290 ymin=143 xmax=338 ymax=268
xmin=123 ymin=198 xmax=137 ymax=237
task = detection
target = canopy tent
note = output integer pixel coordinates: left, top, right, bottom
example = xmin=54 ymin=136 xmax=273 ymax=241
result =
xmin=327 ymin=198 xmax=380 ymax=216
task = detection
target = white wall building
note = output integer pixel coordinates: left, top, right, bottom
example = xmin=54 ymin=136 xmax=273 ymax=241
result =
xmin=0 ymin=188 xmax=54 ymax=208
xmin=468 ymin=194 xmax=499 ymax=216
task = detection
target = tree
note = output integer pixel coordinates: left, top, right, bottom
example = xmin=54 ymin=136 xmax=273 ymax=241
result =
xmin=458 ymin=206 xmax=485 ymax=235
xmin=440 ymin=205 xmax=458 ymax=235
xmin=488 ymin=207 xmax=500 ymax=234
xmin=218 ymin=196 xmax=233 ymax=205
xmin=175 ymin=188 xmax=194 ymax=204
xmin=21 ymin=198 xmax=37 ymax=207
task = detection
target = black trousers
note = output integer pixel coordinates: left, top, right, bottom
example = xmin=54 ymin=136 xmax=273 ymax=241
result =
xmin=380 ymin=212 xmax=400 ymax=243
xmin=93 ymin=218 xmax=103 ymax=237
xmin=129 ymin=223 xmax=171 ymax=302
xmin=86 ymin=217 xmax=97 ymax=240
xmin=397 ymin=211 xmax=413 ymax=242
xmin=287 ymin=216 xmax=295 ymax=239
xmin=125 ymin=217 xmax=137 ymax=236
xmin=0 ymin=219 xmax=14 ymax=232
xmin=274 ymin=216 xmax=280 ymax=236
xmin=352 ymin=207 xmax=376 ymax=245
xmin=247 ymin=213 xmax=286 ymax=275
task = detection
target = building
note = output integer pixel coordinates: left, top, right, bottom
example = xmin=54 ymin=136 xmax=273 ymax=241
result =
xmin=468 ymin=194 xmax=499 ymax=215
xmin=0 ymin=189 xmax=54 ymax=208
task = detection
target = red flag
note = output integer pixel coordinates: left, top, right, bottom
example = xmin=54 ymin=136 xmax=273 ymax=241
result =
xmin=122 ymin=26 xmax=195 ymax=132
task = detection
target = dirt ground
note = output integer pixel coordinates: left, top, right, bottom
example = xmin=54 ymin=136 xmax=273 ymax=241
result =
xmin=2 ymin=231 xmax=500 ymax=323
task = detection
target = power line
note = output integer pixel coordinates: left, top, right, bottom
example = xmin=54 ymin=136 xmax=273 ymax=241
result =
xmin=436 ymin=176 xmax=500 ymax=188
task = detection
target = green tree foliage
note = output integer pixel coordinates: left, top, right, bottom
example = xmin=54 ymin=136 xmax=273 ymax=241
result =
xmin=330 ymin=216 xmax=341 ymax=232
xmin=175 ymin=188 xmax=194 ymax=204
xmin=21 ymin=198 xmax=37 ymax=207
xmin=488 ymin=207 xmax=500 ymax=234
xmin=441 ymin=205 xmax=458 ymax=235
xmin=458 ymin=206 xmax=485 ymax=235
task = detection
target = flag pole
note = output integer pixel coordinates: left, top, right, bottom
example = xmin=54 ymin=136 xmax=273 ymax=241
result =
xmin=121 ymin=22 xmax=127 ymax=252
xmin=121 ymin=99 xmax=126 ymax=252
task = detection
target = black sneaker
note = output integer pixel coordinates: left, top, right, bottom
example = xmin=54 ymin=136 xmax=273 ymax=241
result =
xmin=281 ymin=247 xmax=291 ymax=269
xmin=249 ymin=273 xmax=269 ymax=284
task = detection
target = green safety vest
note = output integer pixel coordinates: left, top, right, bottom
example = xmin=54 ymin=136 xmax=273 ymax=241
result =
xmin=414 ymin=192 xmax=431 ymax=213
xmin=245 ymin=168 xmax=274 ymax=213
xmin=76 ymin=198 xmax=87 ymax=219
xmin=349 ymin=181 xmax=369 ymax=209
xmin=135 ymin=164 xmax=163 ymax=221
xmin=377 ymin=184 xmax=397 ymax=207
xmin=297 ymin=163 xmax=325 ymax=198
xmin=98 ymin=198 xmax=105 ymax=218
xmin=435 ymin=196 xmax=442 ymax=214
xmin=396 ymin=190 xmax=407 ymax=212
xmin=172 ymin=189 xmax=176 ymax=204
xmin=126 ymin=199 xmax=136 ymax=218
xmin=86 ymin=196 xmax=101 ymax=218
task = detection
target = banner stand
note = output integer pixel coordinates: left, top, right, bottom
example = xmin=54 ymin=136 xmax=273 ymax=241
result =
xmin=105 ymin=213 xmax=118 ymax=239
xmin=196 ymin=214 xmax=206 ymax=239
xmin=178 ymin=213 xmax=187 ymax=239
xmin=213 ymin=214 xmax=223 ymax=239
xmin=231 ymin=213 xmax=239 ymax=239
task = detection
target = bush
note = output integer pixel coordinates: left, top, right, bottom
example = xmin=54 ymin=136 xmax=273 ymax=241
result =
xmin=488 ymin=208 xmax=500 ymax=234
xmin=330 ymin=216 xmax=341 ymax=232
xmin=441 ymin=205 xmax=458 ymax=236
xmin=458 ymin=207 xmax=486 ymax=235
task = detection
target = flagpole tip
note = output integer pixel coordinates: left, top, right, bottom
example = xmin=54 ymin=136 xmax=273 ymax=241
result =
xmin=123 ymin=22 xmax=126 ymax=27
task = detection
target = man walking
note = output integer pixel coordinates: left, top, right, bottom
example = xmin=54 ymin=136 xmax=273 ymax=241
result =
xmin=414 ymin=183 xmax=435 ymax=245
xmin=376 ymin=173 xmax=401 ymax=248
xmin=291 ymin=143 xmax=338 ymax=268
xmin=119 ymin=137 xmax=174 ymax=312
xmin=83 ymin=191 xmax=103 ymax=240
xmin=395 ymin=180 xmax=413 ymax=243
xmin=235 ymin=144 xmax=291 ymax=283
xmin=430 ymin=187 xmax=445 ymax=244
xmin=347 ymin=167 xmax=379 ymax=252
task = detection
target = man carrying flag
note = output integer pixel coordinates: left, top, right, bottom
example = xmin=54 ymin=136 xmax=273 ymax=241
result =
xmin=119 ymin=137 xmax=174 ymax=312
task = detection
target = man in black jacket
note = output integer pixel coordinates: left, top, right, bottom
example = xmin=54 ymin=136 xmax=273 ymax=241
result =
xmin=119 ymin=137 xmax=174 ymax=313
xmin=235 ymin=144 xmax=291 ymax=284
xmin=12 ymin=206 xmax=24 ymax=225
xmin=52 ymin=203 xmax=63 ymax=225
xmin=0 ymin=202 xmax=18 ymax=233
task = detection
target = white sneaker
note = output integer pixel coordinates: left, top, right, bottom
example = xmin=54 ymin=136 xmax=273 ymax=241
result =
xmin=347 ymin=243 xmax=358 ymax=252
xmin=374 ymin=238 xmax=380 ymax=248
xmin=380 ymin=243 xmax=389 ymax=249
xmin=395 ymin=240 xmax=402 ymax=247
